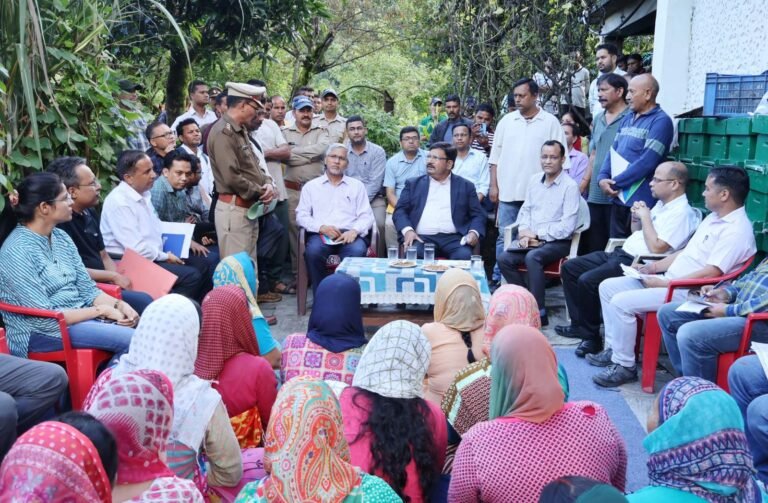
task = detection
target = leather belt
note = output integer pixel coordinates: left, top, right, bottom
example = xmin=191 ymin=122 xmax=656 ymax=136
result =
xmin=218 ymin=193 xmax=252 ymax=209
xmin=284 ymin=180 xmax=303 ymax=191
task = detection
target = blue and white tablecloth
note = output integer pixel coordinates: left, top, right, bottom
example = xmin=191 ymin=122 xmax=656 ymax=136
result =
xmin=336 ymin=257 xmax=491 ymax=308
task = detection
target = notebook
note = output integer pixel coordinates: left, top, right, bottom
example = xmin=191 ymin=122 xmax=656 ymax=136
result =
xmin=115 ymin=249 xmax=178 ymax=300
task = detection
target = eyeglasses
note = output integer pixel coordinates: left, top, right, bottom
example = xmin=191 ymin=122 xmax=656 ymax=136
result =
xmin=246 ymin=101 xmax=262 ymax=112
xmin=651 ymin=177 xmax=677 ymax=183
xmin=326 ymin=154 xmax=347 ymax=162
xmin=151 ymin=131 xmax=175 ymax=140
xmin=426 ymin=154 xmax=448 ymax=161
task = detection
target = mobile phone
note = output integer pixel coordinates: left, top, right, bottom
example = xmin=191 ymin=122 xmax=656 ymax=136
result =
xmin=480 ymin=123 xmax=487 ymax=136
xmin=94 ymin=317 xmax=117 ymax=324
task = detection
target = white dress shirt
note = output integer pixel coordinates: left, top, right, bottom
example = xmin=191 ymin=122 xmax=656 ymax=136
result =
xmin=453 ymin=149 xmax=490 ymax=196
xmin=489 ymin=108 xmax=569 ymax=202
xmin=296 ymin=174 xmax=374 ymax=236
xmin=665 ymin=206 xmax=756 ymax=279
xmin=100 ymin=181 xmax=168 ymax=261
xmin=622 ymin=194 xmax=701 ymax=256
xmin=410 ymin=176 xmax=457 ymax=236
xmin=180 ymin=144 xmax=213 ymax=197
xmin=170 ymin=105 xmax=218 ymax=132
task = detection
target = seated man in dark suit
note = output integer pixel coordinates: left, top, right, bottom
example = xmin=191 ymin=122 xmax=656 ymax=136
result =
xmin=393 ymin=141 xmax=486 ymax=259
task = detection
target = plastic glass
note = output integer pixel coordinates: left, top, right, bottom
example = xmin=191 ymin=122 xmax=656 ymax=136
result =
xmin=387 ymin=246 xmax=399 ymax=260
xmin=423 ymin=243 xmax=436 ymax=264
xmin=470 ymin=255 xmax=483 ymax=273
xmin=406 ymin=246 xmax=418 ymax=262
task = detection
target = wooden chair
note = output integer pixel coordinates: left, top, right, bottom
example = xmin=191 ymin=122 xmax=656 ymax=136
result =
xmin=297 ymin=227 xmax=379 ymax=315
xmin=502 ymin=197 xmax=591 ymax=280
xmin=637 ymin=256 xmax=755 ymax=393
xmin=0 ymin=283 xmax=122 ymax=409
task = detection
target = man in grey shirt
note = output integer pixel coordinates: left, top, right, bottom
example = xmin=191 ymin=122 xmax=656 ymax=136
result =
xmin=345 ymin=115 xmax=387 ymax=256
xmin=497 ymin=140 xmax=581 ymax=326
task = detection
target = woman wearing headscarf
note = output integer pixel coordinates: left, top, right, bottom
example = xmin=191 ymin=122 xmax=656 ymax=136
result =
xmin=448 ymin=326 xmax=626 ymax=503
xmin=281 ymin=273 xmax=368 ymax=385
xmin=84 ymin=369 xmax=205 ymax=502
xmin=0 ymin=420 xmax=114 ymax=502
xmin=421 ymin=269 xmax=485 ymax=405
xmin=628 ymin=376 xmax=763 ymax=502
xmin=234 ymin=379 xmax=401 ymax=502
xmin=196 ymin=286 xmax=278 ymax=449
xmin=110 ymin=294 xmax=243 ymax=498
xmin=539 ymin=476 xmax=629 ymax=503
xmin=338 ymin=320 xmax=446 ymax=503
xmin=213 ymin=252 xmax=281 ymax=368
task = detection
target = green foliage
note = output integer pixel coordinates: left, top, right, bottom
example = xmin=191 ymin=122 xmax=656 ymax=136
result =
xmin=346 ymin=106 xmax=402 ymax=156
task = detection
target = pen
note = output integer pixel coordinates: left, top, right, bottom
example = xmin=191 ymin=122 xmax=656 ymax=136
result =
xmin=702 ymin=279 xmax=727 ymax=297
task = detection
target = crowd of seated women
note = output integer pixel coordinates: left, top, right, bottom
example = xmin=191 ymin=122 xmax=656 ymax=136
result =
xmin=1 ymin=170 xmax=767 ymax=502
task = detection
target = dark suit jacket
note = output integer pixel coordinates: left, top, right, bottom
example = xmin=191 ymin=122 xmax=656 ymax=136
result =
xmin=393 ymin=173 xmax=486 ymax=239
xmin=429 ymin=117 xmax=473 ymax=147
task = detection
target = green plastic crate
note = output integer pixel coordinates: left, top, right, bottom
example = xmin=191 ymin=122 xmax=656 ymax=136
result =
xmin=754 ymin=115 xmax=768 ymax=134
xmin=704 ymin=118 xmax=728 ymax=135
xmin=707 ymin=135 xmax=729 ymax=160
xmin=747 ymin=164 xmax=768 ymax=193
xmin=728 ymin=135 xmax=757 ymax=162
xmin=686 ymin=162 xmax=709 ymax=182
xmin=747 ymin=191 xmax=768 ymax=222
xmin=686 ymin=180 xmax=704 ymax=205
xmin=754 ymin=134 xmax=768 ymax=162
xmin=682 ymin=134 xmax=707 ymax=158
xmin=726 ymin=117 xmax=753 ymax=135
xmin=679 ymin=118 xmax=705 ymax=133
xmin=754 ymin=222 xmax=768 ymax=253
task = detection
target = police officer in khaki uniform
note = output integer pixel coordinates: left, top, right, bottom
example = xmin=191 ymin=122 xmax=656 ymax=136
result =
xmin=313 ymin=88 xmax=346 ymax=143
xmin=207 ymin=82 xmax=276 ymax=262
xmin=282 ymin=95 xmax=330 ymax=278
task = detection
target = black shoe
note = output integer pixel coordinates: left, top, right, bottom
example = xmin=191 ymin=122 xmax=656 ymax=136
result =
xmin=540 ymin=314 xmax=549 ymax=327
xmin=593 ymin=363 xmax=638 ymax=388
xmin=555 ymin=325 xmax=582 ymax=339
xmin=586 ymin=349 xmax=613 ymax=367
xmin=575 ymin=339 xmax=603 ymax=358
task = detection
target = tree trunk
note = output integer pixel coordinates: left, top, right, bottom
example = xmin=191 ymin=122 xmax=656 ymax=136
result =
xmin=165 ymin=48 xmax=192 ymax=126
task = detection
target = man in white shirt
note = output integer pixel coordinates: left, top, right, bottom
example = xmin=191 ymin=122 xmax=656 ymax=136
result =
xmin=100 ymin=150 xmax=209 ymax=300
xmin=393 ymin=142 xmax=486 ymax=259
xmin=488 ymin=77 xmax=568 ymax=284
xmin=588 ymin=166 xmax=756 ymax=387
xmin=296 ymin=143 xmax=374 ymax=295
xmin=559 ymin=51 xmax=590 ymax=128
xmin=559 ymin=162 xmax=702 ymax=357
xmin=176 ymin=117 xmax=213 ymax=208
xmin=451 ymin=123 xmax=489 ymax=200
xmin=588 ymin=43 xmax=627 ymax=119
xmin=170 ymin=80 xmax=218 ymax=132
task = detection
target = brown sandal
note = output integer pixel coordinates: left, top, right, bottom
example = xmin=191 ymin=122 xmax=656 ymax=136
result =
xmin=272 ymin=281 xmax=297 ymax=295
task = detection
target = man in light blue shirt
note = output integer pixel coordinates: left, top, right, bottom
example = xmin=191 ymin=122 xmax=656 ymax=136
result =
xmin=383 ymin=126 xmax=427 ymax=247
xmin=451 ymin=123 xmax=490 ymax=200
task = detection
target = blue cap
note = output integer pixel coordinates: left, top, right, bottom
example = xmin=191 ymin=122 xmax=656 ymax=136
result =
xmin=292 ymin=95 xmax=314 ymax=110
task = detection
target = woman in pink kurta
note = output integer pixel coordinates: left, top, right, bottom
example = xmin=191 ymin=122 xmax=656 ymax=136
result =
xmin=338 ymin=321 xmax=447 ymax=503
xmin=448 ymin=325 xmax=626 ymax=503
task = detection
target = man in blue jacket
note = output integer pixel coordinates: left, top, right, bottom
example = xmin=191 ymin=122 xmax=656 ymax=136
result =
xmin=393 ymin=142 xmax=486 ymax=259
xmin=598 ymin=74 xmax=673 ymax=239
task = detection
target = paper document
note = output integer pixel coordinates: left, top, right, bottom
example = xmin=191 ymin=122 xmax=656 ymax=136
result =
xmin=116 ymin=249 xmax=178 ymax=300
xmin=620 ymin=263 xmax=654 ymax=281
xmin=752 ymin=342 xmax=768 ymax=381
xmin=160 ymin=222 xmax=195 ymax=259
xmin=675 ymin=301 xmax=712 ymax=314
xmin=610 ymin=147 xmax=644 ymax=204
xmin=321 ymin=235 xmax=345 ymax=245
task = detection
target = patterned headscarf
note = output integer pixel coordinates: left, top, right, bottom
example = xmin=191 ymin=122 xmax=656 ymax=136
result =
xmin=212 ymin=252 xmax=277 ymax=355
xmin=489 ymin=325 xmax=565 ymax=422
xmin=645 ymin=377 xmax=760 ymax=502
xmin=433 ymin=268 xmax=486 ymax=333
xmin=113 ymin=294 xmax=221 ymax=452
xmin=306 ymin=273 xmax=367 ymax=353
xmin=0 ymin=421 xmax=112 ymax=502
xmin=84 ymin=369 xmax=175 ymax=484
xmin=261 ymin=379 xmax=362 ymax=503
xmin=195 ymin=285 xmax=262 ymax=380
xmin=352 ymin=320 xmax=431 ymax=399
xmin=483 ymin=285 xmax=540 ymax=356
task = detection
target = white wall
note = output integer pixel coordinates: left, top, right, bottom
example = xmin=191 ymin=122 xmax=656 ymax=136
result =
xmin=653 ymin=0 xmax=768 ymax=116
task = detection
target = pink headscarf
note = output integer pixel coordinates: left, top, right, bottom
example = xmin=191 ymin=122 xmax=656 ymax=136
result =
xmin=84 ymin=369 xmax=176 ymax=484
xmin=0 ymin=421 xmax=112 ymax=502
xmin=482 ymin=285 xmax=541 ymax=356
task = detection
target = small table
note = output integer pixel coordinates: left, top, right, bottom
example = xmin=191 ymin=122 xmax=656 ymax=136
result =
xmin=335 ymin=257 xmax=490 ymax=327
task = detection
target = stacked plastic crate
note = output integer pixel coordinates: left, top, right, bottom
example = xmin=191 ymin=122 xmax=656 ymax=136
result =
xmin=676 ymin=115 xmax=768 ymax=253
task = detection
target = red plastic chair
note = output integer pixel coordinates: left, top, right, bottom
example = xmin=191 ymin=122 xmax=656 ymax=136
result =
xmin=0 ymin=283 xmax=122 ymax=409
xmin=297 ymin=227 xmax=379 ymax=315
xmin=0 ymin=328 xmax=9 ymax=354
xmin=637 ymin=256 xmax=755 ymax=393
xmin=716 ymin=312 xmax=768 ymax=392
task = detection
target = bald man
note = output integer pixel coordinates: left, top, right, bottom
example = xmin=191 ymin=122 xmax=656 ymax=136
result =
xmin=597 ymin=74 xmax=674 ymax=239
xmin=558 ymin=161 xmax=701 ymax=357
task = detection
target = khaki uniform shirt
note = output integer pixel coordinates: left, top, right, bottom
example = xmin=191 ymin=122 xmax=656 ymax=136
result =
xmin=206 ymin=112 xmax=267 ymax=201
xmin=313 ymin=114 xmax=346 ymax=143
xmin=282 ymin=124 xmax=330 ymax=184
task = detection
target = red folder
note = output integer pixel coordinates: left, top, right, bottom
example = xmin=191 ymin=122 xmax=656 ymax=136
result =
xmin=115 ymin=249 xmax=178 ymax=300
